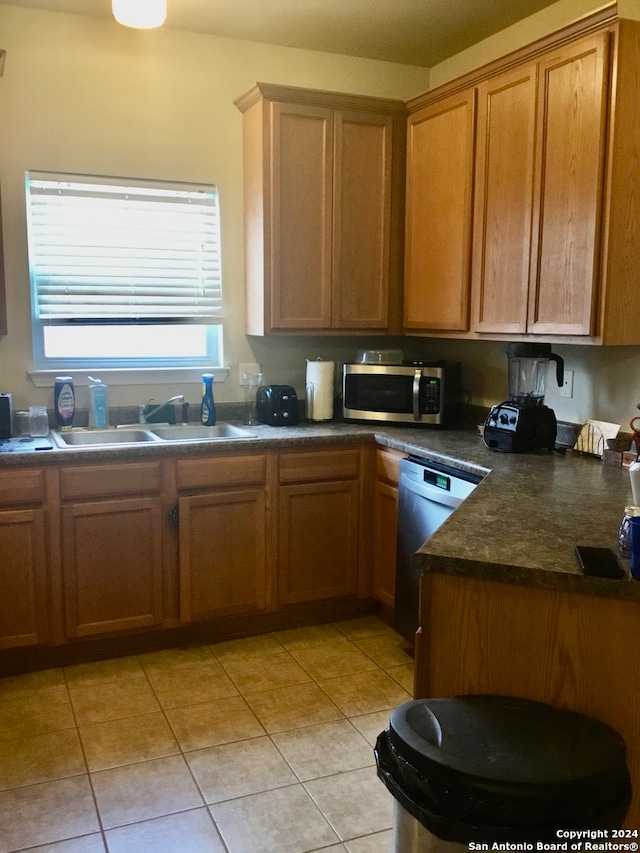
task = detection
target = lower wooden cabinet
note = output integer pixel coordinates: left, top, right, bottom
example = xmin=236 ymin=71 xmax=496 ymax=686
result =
xmin=0 ymin=507 xmax=49 ymax=649
xmin=373 ymin=447 xmax=403 ymax=607
xmin=60 ymin=463 xmax=164 ymax=638
xmin=278 ymin=448 xmax=361 ymax=605
xmin=417 ymin=572 xmax=640 ymax=826
xmin=178 ymin=489 xmax=268 ymax=621
xmin=176 ymin=454 xmax=269 ymax=623
xmin=0 ymin=469 xmax=50 ymax=649
xmin=0 ymin=442 xmax=378 ymax=656
xmin=279 ymin=480 xmax=359 ymax=604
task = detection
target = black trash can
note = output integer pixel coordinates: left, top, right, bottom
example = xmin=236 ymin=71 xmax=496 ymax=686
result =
xmin=375 ymin=695 xmax=632 ymax=852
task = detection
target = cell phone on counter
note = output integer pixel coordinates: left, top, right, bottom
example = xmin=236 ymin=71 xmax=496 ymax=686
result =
xmin=575 ymin=545 xmax=625 ymax=579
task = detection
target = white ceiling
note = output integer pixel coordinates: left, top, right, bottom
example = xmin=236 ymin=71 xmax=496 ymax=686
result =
xmin=0 ymin=0 xmax=562 ymax=67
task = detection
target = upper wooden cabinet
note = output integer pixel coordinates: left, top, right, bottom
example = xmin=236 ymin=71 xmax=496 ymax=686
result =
xmin=528 ymin=33 xmax=608 ymax=336
xmin=471 ymin=62 xmax=538 ymax=335
xmin=472 ymin=33 xmax=609 ymax=337
xmin=235 ymin=83 xmax=406 ymax=335
xmin=406 ymin=8 xmax=640 ymax=345
xmin=405 ymin=89 xmax=475 ymax=332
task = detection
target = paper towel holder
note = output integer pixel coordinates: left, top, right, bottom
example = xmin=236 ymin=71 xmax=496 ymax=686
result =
xmin=305 ymin=357 xmax=334 ymax=422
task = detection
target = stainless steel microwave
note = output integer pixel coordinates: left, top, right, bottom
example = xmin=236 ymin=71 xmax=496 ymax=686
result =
xmin=342 ymin=362 xmax=461 ymax=426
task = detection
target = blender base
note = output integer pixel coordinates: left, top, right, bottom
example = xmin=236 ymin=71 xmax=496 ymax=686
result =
xmin=483 ymin=402 xmax=557 ymax=453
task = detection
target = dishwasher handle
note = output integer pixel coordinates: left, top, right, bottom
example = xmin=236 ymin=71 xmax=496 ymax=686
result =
xmin=399 ymin=471 xmax=466 ymax=510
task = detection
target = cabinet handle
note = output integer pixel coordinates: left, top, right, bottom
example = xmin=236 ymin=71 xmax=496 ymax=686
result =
xmin=412 ymin=369 xmax=421 ymax=422
xmin=167 ymin=502 xmax=179 ymax=528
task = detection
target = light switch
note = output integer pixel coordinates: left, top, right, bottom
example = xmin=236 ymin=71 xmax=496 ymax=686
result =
xmin=560 ymin=370 xmax=574 ymax=398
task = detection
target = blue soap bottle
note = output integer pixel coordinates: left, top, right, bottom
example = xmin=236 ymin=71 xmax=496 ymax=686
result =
xmin=88 ymin=376 xmax=109 ymax=429
xmin=201 ymin=373 xmax=216 ymax=426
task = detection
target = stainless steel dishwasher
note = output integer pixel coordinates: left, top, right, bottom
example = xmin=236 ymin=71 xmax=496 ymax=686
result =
xmin=394 ymin=455 xmax=483 ymax=642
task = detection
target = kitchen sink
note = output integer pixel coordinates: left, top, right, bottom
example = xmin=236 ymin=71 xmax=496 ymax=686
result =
xmin=149 ymin=423 xmax=257 ymax=441
xmin=50 ymin=423 xmax=257 ymax=448
xmin=51 ymin=428 xmax=163 ymax=447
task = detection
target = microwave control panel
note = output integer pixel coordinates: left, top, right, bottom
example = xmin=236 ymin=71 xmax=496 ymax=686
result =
xmin=422 ymin=378 xmax=441 ymax=414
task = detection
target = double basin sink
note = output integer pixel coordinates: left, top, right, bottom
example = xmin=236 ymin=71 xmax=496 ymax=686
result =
xmin=50 ymin=423 xmax=257 ymax=448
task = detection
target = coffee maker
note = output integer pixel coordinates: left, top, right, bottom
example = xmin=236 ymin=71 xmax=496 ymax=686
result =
xmin=483 ymin=343 xmax=564 ymax=453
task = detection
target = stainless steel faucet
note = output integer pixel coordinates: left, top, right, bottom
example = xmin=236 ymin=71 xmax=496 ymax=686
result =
xmin=138 ymin=395 xmax=185 ymax=424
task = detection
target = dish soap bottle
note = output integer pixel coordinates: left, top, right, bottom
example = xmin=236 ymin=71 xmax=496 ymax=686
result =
xmin=54 ymin=376 xmax=75 ymax=430
xmin=88 ymin=376 xmax=109 ymax=429
xmin=201 ymin=373 xmax=216 ymax=426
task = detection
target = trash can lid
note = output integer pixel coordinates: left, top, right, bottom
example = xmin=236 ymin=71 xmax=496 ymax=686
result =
xmin=389 ymin=695 xmax=628 ymax=793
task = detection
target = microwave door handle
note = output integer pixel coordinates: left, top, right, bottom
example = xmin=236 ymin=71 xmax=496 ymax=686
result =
xmin=412 ymin=369 xmax=421 ymax=421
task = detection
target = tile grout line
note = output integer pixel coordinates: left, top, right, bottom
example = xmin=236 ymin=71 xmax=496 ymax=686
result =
xmin=0 ymin=618 xmax=407 ymax=852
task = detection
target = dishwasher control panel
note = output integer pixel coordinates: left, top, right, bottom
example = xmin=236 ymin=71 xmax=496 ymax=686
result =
xmin=423 ymin=469 xmax=451 ymax=491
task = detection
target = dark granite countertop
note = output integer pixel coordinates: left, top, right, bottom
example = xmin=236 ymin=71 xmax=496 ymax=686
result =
xmin=1 ymin=417 xmax=635 ymax=602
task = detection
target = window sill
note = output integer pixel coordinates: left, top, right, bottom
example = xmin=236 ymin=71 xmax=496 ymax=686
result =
xmin=29 ymin=366 xmax=230 ymax=388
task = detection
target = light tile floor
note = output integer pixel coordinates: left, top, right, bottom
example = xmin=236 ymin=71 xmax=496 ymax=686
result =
xmin=0 ymin=615 xmax=413 ymax=853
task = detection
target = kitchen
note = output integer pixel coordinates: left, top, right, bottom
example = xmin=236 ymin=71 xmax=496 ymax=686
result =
xmin=2 ymin=0 xmax=640 ymax=850
xmin=2 ymin=0 xmax=640 ymax=424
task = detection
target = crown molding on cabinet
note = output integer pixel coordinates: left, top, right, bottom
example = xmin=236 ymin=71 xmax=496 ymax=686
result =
xmin=407 ymin=2 xmax=619 ymax=112
xmin=234 ymin=82 xmax=407 ymax=115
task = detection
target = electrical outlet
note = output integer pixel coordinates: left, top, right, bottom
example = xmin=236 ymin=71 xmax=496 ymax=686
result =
xmin=560 ymin=369 xmax=574 ymax=398
xmin=239 ymin=363 xmax=261 ymax=384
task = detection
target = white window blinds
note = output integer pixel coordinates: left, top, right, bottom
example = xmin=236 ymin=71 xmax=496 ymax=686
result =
xmin=26 ymin=173 xmax=223 ymax=324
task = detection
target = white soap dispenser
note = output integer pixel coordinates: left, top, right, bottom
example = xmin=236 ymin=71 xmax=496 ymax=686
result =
xmin=88 ymin=376 xmax=109 ymax=429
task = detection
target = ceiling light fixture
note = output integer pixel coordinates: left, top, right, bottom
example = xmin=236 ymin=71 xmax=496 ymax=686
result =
xmin=112 ymin=0 xmax=167 ymax=29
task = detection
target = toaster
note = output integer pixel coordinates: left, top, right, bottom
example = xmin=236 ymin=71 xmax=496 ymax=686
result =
xmin=256 ymin=385 xmax=300 ymax=426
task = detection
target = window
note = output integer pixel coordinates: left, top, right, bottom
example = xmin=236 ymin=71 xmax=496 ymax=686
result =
xmin=26 ymin=172 xmax=224 ymax=370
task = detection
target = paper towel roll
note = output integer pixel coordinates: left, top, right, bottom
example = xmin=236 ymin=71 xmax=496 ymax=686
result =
xmin=306 ymin=359 xmax=334 ymax=421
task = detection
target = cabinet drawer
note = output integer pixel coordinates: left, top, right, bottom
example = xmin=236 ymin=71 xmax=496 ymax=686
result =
xmin=0 ymin=468 xmax=45 ymax=506
xmin=177 ymin=454 xmax=267 ymax=491
xmin=60 ymin=462 xmax=162 ymax=500
xmin=376 ymin=447 xmax=404 ymax=486
xmin=279 ymin=448 xmax=360 ymax=483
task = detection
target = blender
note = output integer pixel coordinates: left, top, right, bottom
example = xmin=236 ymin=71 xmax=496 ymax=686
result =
xmin=483 ymin=343 xmax=564 ymax=453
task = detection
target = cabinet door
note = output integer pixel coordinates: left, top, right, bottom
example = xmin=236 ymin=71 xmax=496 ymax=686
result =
xmin=405 ymin=89 xmax=476 ymax=331
xmin=62 ymin=497 xmax=163 ymax=638
xmin=373 ymin=481 xmax=398 ymax=608
xmin=529 ymin=32 xmax=609 ymax=335
xmin=332 ymin=110 xmax=393 ymax=329
xmin=472 ymin=63 xmax=537 ymax=334
xmin=179 ymin=489 xmax=267 ymax=622
xmin=279 ymin=480 xmax=359 ymax=605
xmin=270 ymin=101 xmax=333 ymax=329
xmin=0 ymin=508 xmax=48 ymax=649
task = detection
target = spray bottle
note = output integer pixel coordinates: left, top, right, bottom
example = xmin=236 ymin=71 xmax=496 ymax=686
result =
xmin=201 ymin=373 xmax=216 ymax=426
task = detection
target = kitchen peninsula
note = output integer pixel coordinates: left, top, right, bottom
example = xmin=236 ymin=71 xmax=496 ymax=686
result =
xmin=402 ymin=434 xmax=640 ymax=828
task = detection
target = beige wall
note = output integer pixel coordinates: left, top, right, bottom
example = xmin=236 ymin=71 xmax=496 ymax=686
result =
xmin=0 ymin=4 xmax=429 ymax=411
xmin=1 ymin=1 xmax=640 ymax=433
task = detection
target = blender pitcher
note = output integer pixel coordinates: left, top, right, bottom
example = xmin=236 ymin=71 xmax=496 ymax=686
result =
xmin=507 ymin=343 xmax=564 ymax=407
